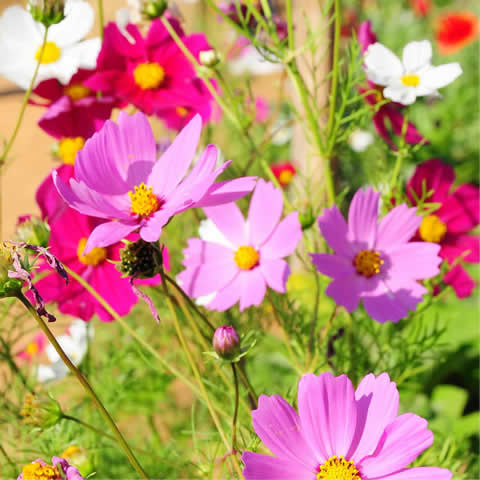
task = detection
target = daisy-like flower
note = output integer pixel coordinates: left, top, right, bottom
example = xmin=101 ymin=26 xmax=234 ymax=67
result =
xmin=0 ymin=0 xmax=100 ymax=89
xmin=435 ymin=12 xmax=478 ymax=55
xmin=18 ymin=456 xmax=85 ymax=480
xmin=271 ymin=162 xmax=296 ymax=188
xmin=310 ymin=188 xmax=442 ymax=323
xmin=53 ymin=112 xmax=256 ymax=253
xmin=17 ymin=333 xmax=47 ymax=362
xmin=178 ymin=180 xmax=302 ymax=311
xmin=364 ymin=38 xmax=462 ymax=105
xmin=242 ymin=371 xmax=452 ymax=480
xmin=407 ymin=158 xmax=479 ymax=298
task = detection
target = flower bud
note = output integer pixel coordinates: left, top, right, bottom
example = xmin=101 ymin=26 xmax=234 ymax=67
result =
xmin=142 ymin=0 xmax=168 ymax=19
xmin=15 ymin=216 xmax=50 ymax=248
xmin=20 ymin=393 xmax=63 ymax=429
xmin=199 ymin=49 xmax=220 ymax=68
xmin=118 ymin=239 xmax=163 ymax=279
xmin=213 ymin=326 xmax=240 ymax=360
xmin=29 ymin=0 xmax=65 ymax=26
xmin=299 ymin=205 xmax=315 ymax=231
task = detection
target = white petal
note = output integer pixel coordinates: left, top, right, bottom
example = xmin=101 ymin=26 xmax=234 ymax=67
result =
xmin=402 ymin=40 xmax=432 ymax=72
xmin=0 ymin=6 xmax=43 ymax=49
xmin=383 ymin=85 xmax=418 ymax=105
xmin=364 ymin=42 xmax=403 ymax=86
xmin=48 ymin=0 xmax=94 ymax=47
xmin=228 ymin=46 xmax=283 ymax=76
xmin=37 ymin=364 xmax=58 ymax=383
xmin=198 ymin=219 xmax=235 ymax=249
xmin=419 ymin=63 xmax=463 ymax=90
xmin=64 ymin=38 xmax=101 ymax=69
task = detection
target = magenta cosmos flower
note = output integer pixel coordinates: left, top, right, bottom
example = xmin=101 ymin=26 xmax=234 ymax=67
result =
xmin=18 ymin=457 xmax=84 ymax=480
xmin=86 ymin=19 xmax=215 ymax=126
xmin=311 ymin=188 xmax=442 ymax=323
xmin=178 ymin=180 xmax=302 ymax=311
xmin=407 ymin=158 xmax=479 ymax=298
xmin=53 ymin=111 xmax=255 ymax=253
xmin=243 ymin=371 xmax=452 ymax=480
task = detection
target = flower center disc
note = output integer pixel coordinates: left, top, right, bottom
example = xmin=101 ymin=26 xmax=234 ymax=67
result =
xmin=25 ymin=342 xmax=39 ymax=356
xmin=133 ymin=62 xmax=165 ymax=90
xmin=234 ymin=246 xmax=259 ymax=270
xmin=22 ymin=462 xmax=62 ymax=480
xmin=278 ymin=169 xmax=294 ymax=186
xmin=77 ymin=237 xmax=107 ymax=266
xmin=419 ymin=214 xmax=447 ymax=243
xmin=176 ymin=106 xmax=189 ymax=117
xmin=401 ymin=73 xmax=420 ymax=87
xmin=65 ymin=84 xmax=91 ymax=101
xmin=317 ymin=455 xmax=361 ymax=480
xmin=129 ymin=183 xmax=160 ymax=218
xmin=35 ymin=41 xmax=61 ymax=64
xmin=58 ymin=137 xmax=85 ymax=165
xmin=354 ymin=250 xmax=383 ymax=277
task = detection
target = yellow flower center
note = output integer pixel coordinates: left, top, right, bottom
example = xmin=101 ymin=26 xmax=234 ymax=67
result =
xmin=354 ymin=250 xmax=383 ymax=277
xmin=77 ymin=237 xmax=107 ymax=266
xmin=234 ymin=246 xmax=259 ymax=270
xmin=401 ymin=74 xmax=420 ymax=87
xmin=58 ymin=137 xmax=85 ymax=165
xmin=129 ymin=183 xmax=160 ymax=218
xmin=25 ymin=342 xmax=39 ymax=356
xmin=176 ymin=106 xmax=189 ymax=117
xmin=419 ymin=214 xmax=447 ymax=243
xmin=62 ymin=445 xmax=82 ymax=458
xmin=133 ymin=62 xmax=165 ymax=90
xmin=35 ymin=41 xmax=61 ymax=64
xmin=317 ymin=456 xmax=362 ymax=479
xmin=278 ymin=169 xmax=294 ymax=186
xmin=22 ymin=462 xmax=61 ymax=480
xmin=65 ymin=84 xmax=91 ymax=101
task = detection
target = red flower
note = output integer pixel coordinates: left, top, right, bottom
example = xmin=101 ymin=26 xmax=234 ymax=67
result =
xmin=271 ymin=162 xmax=296 ymax=187
xmin=411 ymin=0 xmax=431 ymax=17
xmin=407 ymin=158 xmax=479 ymax=298
xmin=435 ymin=12 xmax=478 ymax=55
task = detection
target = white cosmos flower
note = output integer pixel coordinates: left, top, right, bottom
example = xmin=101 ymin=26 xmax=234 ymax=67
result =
xmin=364 ymin=40 xmax=462 ymax=105
xmin=0 ymin=0 xmax=100 ymax=89
xmin=348 ymin=129 xmax=374 ymax=152
xmin=229 ymin=45 xmax=283 ymax=76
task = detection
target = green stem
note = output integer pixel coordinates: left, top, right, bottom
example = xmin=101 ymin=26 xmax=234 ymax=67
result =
xmin=237 ymin=361 xmax=258 ymax=409
xmin=97 ymin=0 xmax=104 ymax=39
xmin=0 ymin=443 xmax=16 ymax=471
xmin=286 ymin=0 xmax=294 ymax=51
xmin=0 ymin=27 xmax=48 ymax=168
xmin=63 ymin=414 xmax=118 ymax=443
xmin=17 ymin=294 xmax=149 ymax=480
xmin=230 ymin=363 xmax=239 ymax=451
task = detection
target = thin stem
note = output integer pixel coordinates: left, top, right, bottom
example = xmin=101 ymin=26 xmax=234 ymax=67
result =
xmin=63 ymin=414 xmax=118 ymax=443
xmin=307 ymin=272 xmax=322 ymax=354
xmin=390 ymin=113 xmax=409 ymax=192
xmin=237 ymin=361 xmax=258 ymax=409
xmin=0 ymin=443 xmax=16 ymax=471
xmin=286 ymin=0 xmax=294 ymax=51
xmin=0 ymin=27 xmax=48 ymax=168
xmin=230 ymin=363 xmax=239 ymax=451
xmin=17 ymin=294 xmax=149 ymax=479
xmin=97 ymin=0 xmax=105 ymax=39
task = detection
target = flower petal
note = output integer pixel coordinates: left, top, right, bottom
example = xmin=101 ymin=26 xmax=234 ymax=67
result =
xmin=84 ymin=221 xmax=137 ymax=253
xmin=261 ymin=212 xmax=302 ymax=260
xmin=325 ymin=275 xmax=365 ymax=312
xmin=348 ymin=187 xmax=380 ymax=249
xmin=194 ymin=176 xmax=257 ymax=208
xmin=402 ymin=40 xmax=432 ymax=72
xmin=444 ymin=264 xmax=475 ymax=299
xmin=364 ymin=43 xmax=403 ymax=86
xmin=310 ymin=253 xmax=355 ymax=279
xmin=419 ymin=63 xmax=462 ymax=90
xmin=383 ymin=85 xmax=418 ymax=105
xmin=242 ymin=451 xmax=313 ymax=480
xmin=387 ymin=242 xmax=442 ymax=280
xmin=259 ymin=258 xmax=290 ymax=293
xmin=378 ymin=467 xmax=452 ymax=480
xmin=207 ymin=272 xmax=243 ymax=311
xmin=439 ymin=184 xmax=480 ymax=233
xmin=239 ymin=268 xmax=267 ymax=311
xmin=317 ymin=206 xmax=353 ymax=257
xmin=204 ymin=203 xmax=247 ymax=246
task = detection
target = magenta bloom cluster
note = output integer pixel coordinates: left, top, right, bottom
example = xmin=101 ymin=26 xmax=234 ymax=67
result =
xmin=18 ymin=457 xmax=85 ymax=480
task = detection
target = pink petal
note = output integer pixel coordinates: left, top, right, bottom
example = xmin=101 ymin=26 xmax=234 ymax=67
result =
xmin=298 ymin=372 xmax=357 ymax=462
xmin=325 ymin=275 xmax=365 ymax=312
xmin=207 ymin=272 xmax=243 ymax=311
xmin=261 ymin=212 xmax=302 ymax=260
xmin=182 ymin=238 xmax=234 ymax=266
xmin=441 ymin=234 xmax=480 ymax=264
xmin=444 ymin=264 xmax=476 ymax=299
xmin=251 ymin=394 xmax=317 ymax=470
xmin=84 ymin=221 xmax=137 ymax=253
xmin=259 ymin=258 xmax=290 ymax=292
xmin=239 ymin=268 xmax=266 ymax=311
xmin=387 ymin=242 xmax=442 ymax=280
xmin=359 ymin=413 xmax=433 ymax=478
xmin=439 ymin=184 xmax=480 ymax=234
xmin=349 ymin=373 xmax=399 ymax=462
xmin=362 ymin=287 xmax=418 ymax=323
xmin=310 ymin=253 xmax=355 ymax=279
xmin=242 ymin=451 xmax=313 ymax=480
xmin=37 ymin=164 xmax=73 ymax=222
xmin=348 ymin=187 xmax=380 ymax=248
xmin=317 ymin=205 xmax=353 ymax=257
xmin=194 ymin=176 xmax=257 ymax=208
xmin=204 ymin=203 xmax=247 ymax=246
xmin=247 ymin=179 xmax=283 ymax=246
xmin=387 ymin=106 xmax=425 ymax=145
xmin=379 ymin=467 xmax=452 ymax=479
xmin=375 ymin=204 xmax=422 ymax=251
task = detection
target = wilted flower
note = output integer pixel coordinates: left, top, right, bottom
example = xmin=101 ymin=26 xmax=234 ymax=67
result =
xmin=0 ymin=0 xmax=100 ymax=89
xmin=435 ymin=12 xmax=478 ymax=55
xmin=20 ymin=392 xmax=63 ymax=428
xmin=311 ymin=188 xmax=442 ymax=323
xmin=15 ymin=215 xmax=50 ymax=247
xmin=213 ymin=325 xmax=240 ymax=360
xmin=18 ymin=457 xmax=85 ymax=480
xmin=364 ymin=39 xmax=462 ymax=105
xmin=53 ymin=112 xmax=256 ymax=253
xmin=242 ymin=371 xmax=452 ymax=480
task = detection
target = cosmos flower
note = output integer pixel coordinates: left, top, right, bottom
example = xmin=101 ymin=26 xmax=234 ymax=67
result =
xmin=18 ymin=456 xmax=85 ymax=480
xmin=348 ymin=129 xmax=374 ymax=152
xmin=407 ymin=158 xmax=479 ymax=298
xmin=53 ymin=112 xmax=256 ymax=253
xmin=435 ymin=12 xmax=478 ymax=55
xmin=0 ymin=0 xmax=100 ymax=89
xmin=271 ymin=162 xmax=296 ymax=188
xmin=364 ymin=38 xmax=462 ymax=105
xmin=17 ymin=333 xmax=47 ymax=362
xmin=311 ymin=188 xmax=442 ymax=323
xmin=85 ymin=18 xmax=216 ymax=126
xmin=411 ymin=0 xmax=431 ymax=17
xmin=178 ymin=180 xmax=302 ymax=311
xmin=242 ymin=371 xmax=452 ymax=480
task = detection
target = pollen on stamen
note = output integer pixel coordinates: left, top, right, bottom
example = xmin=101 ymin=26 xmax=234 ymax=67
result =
xmin=129 ymin=183 xmax=160 ymax=218
xmin=234 ymin=246 xmax=259 ymax=270
xmin=354 ymin=249 xmax=384 ymax=277
xmin=316 ymin=455 xmax=362 ymax=480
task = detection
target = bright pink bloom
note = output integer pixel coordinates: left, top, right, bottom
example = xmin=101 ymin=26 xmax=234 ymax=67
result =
xmin=18 ymin=457 xmax=85 ymax=480
xmin=242 ymin=371 xmax=452 ymax=480
xmin=254 ymin=97 xmax=269 ymax=123
xmin=311 ymin=188 xmax=442 ymax=323
xmin=32 ymin=69 xmax=119 ymax=140
xmin=407 ymin=158 xmax=479 ymax=298
xmin=53 ymin=112 xmax=256 ymax=253
xmin=358 ymin=21 xmax=426 ymax=149
xmin=86 ymin=19 xmax=215 ymax=125
xmin=33 ymin=206 xmax=163 ymax=322
xmin=17 ymin=333 xmax=47 ymax=362
xmin=178 ymin=180 xmax=302 ymax=311
xmin=271 ymin=162 xmax=296 ymax=188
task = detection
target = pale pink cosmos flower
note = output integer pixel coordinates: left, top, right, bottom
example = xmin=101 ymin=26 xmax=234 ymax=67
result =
xmin=178 ymin=180 xmax=302 ymax=311
xmin=53 ymin=111 xmax=256 ymax=253
xmin=243 ymin=371 xmax=452 ymax=480
xmin=311 ymin=188 xmax=442 ymax=323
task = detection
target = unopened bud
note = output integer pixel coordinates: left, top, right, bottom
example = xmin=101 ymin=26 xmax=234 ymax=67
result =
xmin=142 ymin=0 xmax=168 ymax=19
xmin=118 ymin=239 xmax=163 ymax=279
xmin=20 ymin=393 xmax=63 ymax=429
xmin=29 ymin=0 xmax=65 ymax=26
xmin=299 ymin=205 xmax=316 ymax=231
xmin=213 ymin=326 xmax=240 ymax=360
xmin=15 ymin=215 xmax=50 ymax=248
xmin=199 ymin=49 xmax=220 ymax=68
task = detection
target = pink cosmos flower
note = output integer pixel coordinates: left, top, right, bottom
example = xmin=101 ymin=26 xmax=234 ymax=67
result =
xmin=18 ymin=457 xmax=84 ymax=480
xmin=86 ymin=19 xmax=215 ymax=125
xmin=17 ymin=333 xmax=47 ymax=362
xmin=32 ymin=206 xmax=164 ymax=322
xmin=178 ymin=180 xmax=302 ymax=311
xmin=242 ymin=371 xmax=452 ymax=480
xmin=358 ymin=21 xmax=426 ymax=150
xmin=311 ymin=188 xmax=442 ymax=323
xmin=407 ymin=158 xmax=479 ymax=298
xmin=53 ymin=111 xmax=256 ymax=253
